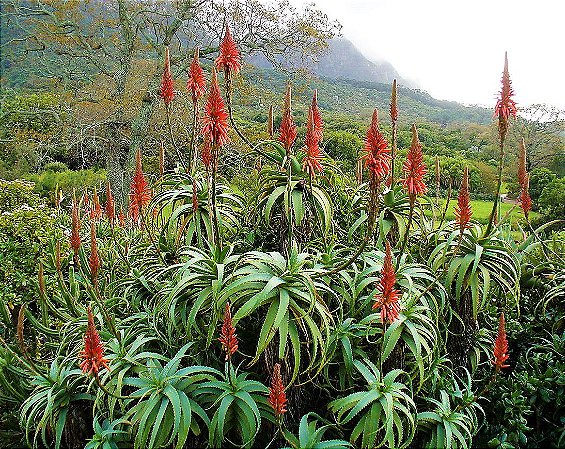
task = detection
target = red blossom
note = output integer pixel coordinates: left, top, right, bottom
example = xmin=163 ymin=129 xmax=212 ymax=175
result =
xmin=278 ymin=84 xmax=297 ymax=154
xmin=105 ymin=182 xmax=115 ymax=224
xmin=268 ymin=363 xmax=287 ymax=417
xmin=362 ymin=109 xmax=390 ymax=181
xmin=455 ymin=167 xmax=473 ymax=232
xmin=518 ymin=138 xmax=527 ymax=188
xmin=390 ymin=79 xmax=398 ymax=122
xmin=492 ymin=312 xmax=510 ymax=371
xmin=187 ymin=47 xmax=206 ymax=104
xmin=372 ymin=241 xmax=401 ymax=324
xmin=129 ymin=149 xmax=152 ymax=224
xmin=202 ymin=68 xmax=230 ymax=148
xmin=302 ymin=106 xmax=323 ymax=177
xmin=218 ymin=303 xmax=238 ymax=360
xmin=494 ymin=52 xmax=517 ymax=123
xmin=79 ymin=306 xmax=110 ymax=376
xmin=519 ymin=172 xmax=532 ymax=219
xmin=89 ymin=221 xmax=100 ymax=286
xmin=402 ymin=124 xmax=427 ymax=199
xmin=311 ymin=90 xmax=323 ymax=142
xmin=160 ymin=47 xmax=175 ymax=106
xmin=70 ymin=197 xmax=81 ymax=258
xmin=215 ymin=25 xmax=242 ymax=76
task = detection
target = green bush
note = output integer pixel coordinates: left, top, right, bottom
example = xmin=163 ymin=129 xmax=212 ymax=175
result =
xmin=538 ymin=177 xmax=565 ymax=219
xmin=529 ymin=168 xmax=557 ymax=204
xmin=0 ymin=179 xmax=41 ymax=212
xmin=25 ymin=169 xmax=107 ymax=199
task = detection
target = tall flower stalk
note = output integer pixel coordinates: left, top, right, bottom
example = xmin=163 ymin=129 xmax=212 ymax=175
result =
xmin=455 ymin=166 xmax=472 ymax=233
xmin=202 ymin=67 xmax=230 ymax=247
xmin=390 ymin=79 xmax=398 ymax=184
xmin=187 ymin=47 xmax=206 ymax=171
xmin=486 ymin=52 xmax=517 ymax=235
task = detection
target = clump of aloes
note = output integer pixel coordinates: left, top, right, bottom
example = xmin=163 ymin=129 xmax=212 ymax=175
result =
xmin=373 ymin=241 xmax=401 ymax=324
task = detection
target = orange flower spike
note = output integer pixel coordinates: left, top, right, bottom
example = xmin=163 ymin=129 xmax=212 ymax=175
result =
xmin=90 ymin=187 xmax=102 ymax=220
xmin=160 ymin=47 xmax=175 ymax=106
xmin=455 ymin=167 xmax=473 ymax=232
xmin=128 ymin=149 xmax=152 ymax=224
xmin=201 ymin=68 xmax=230 ymax=148
xmin=362 ymin=109 xmax=390 ymax=180
xmin=89 ymin=221 xmax=100 ymax=286
xmin=218 ymin=303 xmax=238 ymax=360
xmin=118 ymin=209 xmax=126 ymax=227
xmin=518 ymin=138 xmax=527 ymax=188
xmin=372 ymin=241 xmax=401 ymax=324
xmin=311 ymin=89 xmax=323 ymax=143
xmin=302 ymin=106 xmax=323 ymax=177
xmin=70 ymin=196 xmax=81 ymax=258
xmin=79 ymin=306 xmax=110 ymax=376
xmin=268 ymin=363 xmax=288 ymax=417
xmin=105 ymin=182 xmax=115 ymax=224
xmin=278 ymin=83 xmax=297 ymax=154
xmin=492 ymin=312 xmax=510 ymax=371
xmin=187 ymin=47 xmax=206 ymax=104
xmin=494 ymin=52 xmax=517 ymax=124
xmin=519 ymin=172 xmax=532 ymax=219
xmin=215 ymin=24 xmax=242 ymax=76
xmin=402 ymin=124 xmax=427 ymax=200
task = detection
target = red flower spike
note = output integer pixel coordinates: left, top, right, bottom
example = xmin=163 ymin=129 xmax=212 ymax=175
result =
xmin=202 ymin=68 xmax=230 ymax=148
xmin=278 ymin=84 xmax=297 ymax=154
xmin=402 ymin=124 xmax=427 ymax=199
xmin=90 ymin=188 xmax=102 ymax=221
xmin=89 ymin=221 xmax=100 ymax=286
xmin=70 ymin=197 xmax=81 ymax=258
xmin=372 ymin=241 xmax=402 ymax=324
xmin=105 ymin=183 xmax=115 ymax=224
xmin=118 ymin=209 xmax=126 ymax=227
xmin=160 ymin=47 xmax=175 ymax=106
xmin=311 ymin=90 xmax=323 ymax=143
xmin=192 ymin=182 xmax=199 ymax=212
xmin=302 ymin=106 xmax=323 ymax=177
xmin=268 ymin=363 xmax=287 ymax=417
xmin=128 ymin=149 xmax=152 ymax=224
xmin=187 ymin=47 xmax=206 ymax=104
xmin=492 ymin=312 xmax=510 ymax=371
xmin=494 ymin=52 xmax=517 ymax=123
xmin=390 ymin=79 xmax=398 ymax=122
xmin=518 ymin=138 xmax=527 ymax=188
xmin=218 ymin=303 xmax=238 ymax=360
xmin=215 ymin=25 xmax=242 ymax=76
xmin=362 ymin=109 xmax=390 ymax=181
xmin=455 ymin=167 xmax=472 ymax=232
xmin=519 ymin=172 xmax=532 ymax=219
xmin=79 ymin=306 xmax=110 ymax=376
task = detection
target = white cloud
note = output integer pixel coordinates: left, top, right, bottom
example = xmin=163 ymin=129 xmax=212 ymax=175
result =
xmin=295 ymin=0 xmax=565 ymax=109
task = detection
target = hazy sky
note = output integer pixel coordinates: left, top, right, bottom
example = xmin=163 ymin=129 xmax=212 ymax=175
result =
xmin=298 ymin=0 xmax=565 ymax=110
